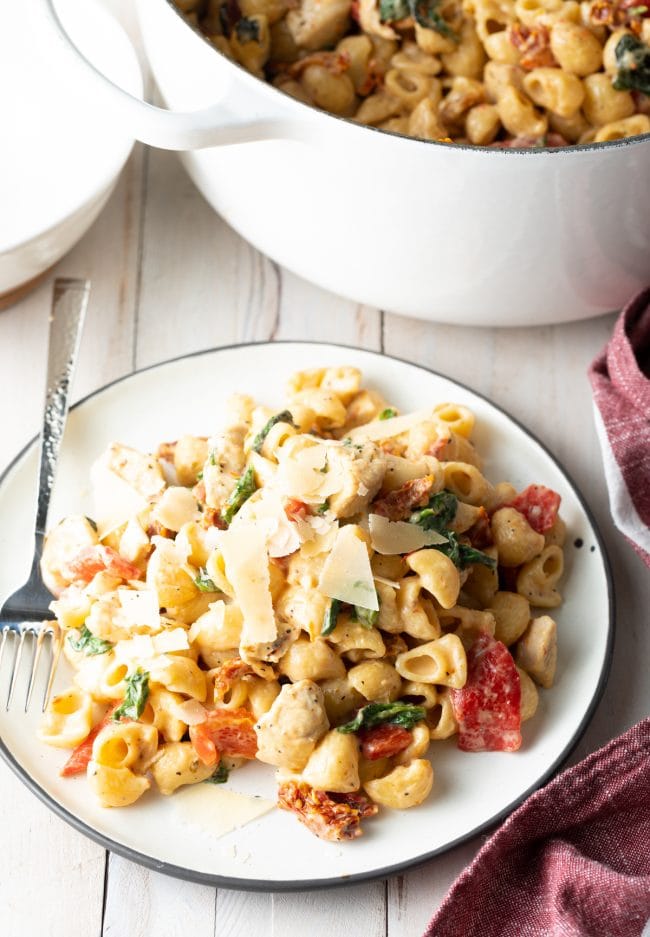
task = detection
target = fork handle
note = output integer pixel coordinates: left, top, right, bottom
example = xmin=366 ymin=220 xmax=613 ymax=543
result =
xmin=34 ymin=279 xmax=90 ymax=551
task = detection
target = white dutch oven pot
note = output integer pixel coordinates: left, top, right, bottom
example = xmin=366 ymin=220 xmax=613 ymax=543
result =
xmin=39 ymin=0 xmax=650 ymax=326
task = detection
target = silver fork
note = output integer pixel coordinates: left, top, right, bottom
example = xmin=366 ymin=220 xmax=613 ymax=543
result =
xmin=0 ymin=278 xmax=89 ymax=711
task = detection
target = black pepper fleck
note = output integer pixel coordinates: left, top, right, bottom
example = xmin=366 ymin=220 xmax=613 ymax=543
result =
xmin=574 ymin=538 xmax=583 ymax=549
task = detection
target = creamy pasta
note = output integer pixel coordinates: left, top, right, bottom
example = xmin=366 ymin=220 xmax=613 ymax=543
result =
xmin=39 ymin=366 xmax=566 ymax=841
xmin=173 ymin=0 xmax=650 ymax=146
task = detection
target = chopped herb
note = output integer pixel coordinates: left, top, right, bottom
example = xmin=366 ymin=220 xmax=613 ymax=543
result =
xmin=319 ymin=456 xmax=329 ymax=474
xmin=195 ymin=567 xmax=218 ymax=592
xmin=613 ymin=34 xmax=650 ymax=95
xmin=205 ymin=762 xmax=230 ymax=784
xmin=379 ymin=408 xmax=397 ymax=420
xmin=316 ymin=499 xmax=330 ymax=515
xmin=252 ymin=410 xmax=295 ymax=454
xmin=196 ymin=470 xmax=203 ymax=481
xmin=322 ymin=598 xmax=342 ymax=636
xmin=221 ymin=466 xmax=257 ymax=525
xmin=68 ymin=625 xmax=113 ymax=656
xmin=234 ymin=16 xmax=261 ymax=43
xmin=409 ymin=490 xmax=458 ymax=532
xmin=379 ymin=0 xmax=409 ymax=19
xmin=380 ymin=0 xmax=457 ymax=38
xmin=112 ymin=669 xmax=150 ymax=721
xmin=430 ymin=530 xmax=497 ymax=570
xmin=337 ymin=700 xmax=426 ymax=734
xmin=411 ymin=0 xmax=458 ymax=38
xmin=209 ymin=451 xmax=217 ymax=466
xmin=85 ymin=516 xmax=98 ymax=532
xmin=354 ymin=604 xmax=379 ymax=628
xmin=627 ymin=5 xmax=648 ymax=14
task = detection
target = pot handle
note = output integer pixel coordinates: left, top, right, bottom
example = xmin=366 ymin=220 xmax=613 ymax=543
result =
xmin=38 ymin=0 xmax=303 ymax=150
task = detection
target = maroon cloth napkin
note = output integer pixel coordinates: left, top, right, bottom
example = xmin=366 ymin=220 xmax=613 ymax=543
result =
xmin=423 ymin=719 xmax=650 ymax=937
xmin=589 ymin=289 xmax=650 ymax=567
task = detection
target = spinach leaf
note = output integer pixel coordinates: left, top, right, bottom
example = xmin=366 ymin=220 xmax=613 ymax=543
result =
xmin=205 ymin=762 xmax=230 ymax=784
xmin=379 ymin=0 xmax=457 ymax=39
xmin=68 ymin=625 xmax=113 ymax=657
xmin=321 ymin=598 xmax=342 ymax=636
xmin=354 ymin=605 xmax=379 ymax=628
xmin=234 ymin=16 xmax=261 ymax=43
xmin=195 ymin=567 xmax=218 ymax=592
xmin=337 ymin=701 xmax=426 ymax=734
xmin=409 ymin=490 xmax=458 ymax=532
xmin=613 ymin=34 xmax=650 ymax=95
xmin=411 ymin=0 xmax=457 ymax=38
xmin=430 ymin=530 xmax=496 ymax=570
xmin=112 ymin=669 xmax=150 ymax=721
xmin=379 ymin=0 xmax=410 ymax=19
xmin=221 ymin=466 xmax=257 ymax=525
xmin=316 ymin=499 xmax=330 ymax=515
xmin=251 ymin=410 xmax=295 ymax=454
xmin=378 ymin=408 xmax=397 ymax=420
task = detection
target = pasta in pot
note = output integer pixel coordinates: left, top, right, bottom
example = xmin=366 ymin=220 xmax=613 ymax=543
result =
xmin=37 ymin=365 xmax=568 ymax=842
xmin=175 ymin=0 xmax=650 ymax=147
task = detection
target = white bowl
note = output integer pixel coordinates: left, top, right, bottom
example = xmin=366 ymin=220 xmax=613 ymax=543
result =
xmin=0 ymin=0 xmax=141 ymax=305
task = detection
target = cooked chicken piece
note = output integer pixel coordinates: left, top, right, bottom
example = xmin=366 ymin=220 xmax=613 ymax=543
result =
xmin=287 ymin=0 xmax=351 ymax=51
xmin=326 ymin=441 xmax=386 ymax=518
xmin=202 ymin=425 xmax=248 ymax=511
xmin=255 ymin=679 xmax=329 ymax=770
xmin=515 ymin=614 xmax=557 ymax=688
xmin=40 ymin=515 xmax=99 ymax=596
xmin=102 ymin=442 xmax=166 ymax=499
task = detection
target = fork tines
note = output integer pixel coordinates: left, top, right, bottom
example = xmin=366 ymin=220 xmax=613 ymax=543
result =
xmin=0 ymin=621 xmax=61 ymax=712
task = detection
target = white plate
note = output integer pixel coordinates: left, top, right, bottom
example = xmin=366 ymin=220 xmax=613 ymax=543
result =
xmin=0 ymin=342 xmax=613 ymax=890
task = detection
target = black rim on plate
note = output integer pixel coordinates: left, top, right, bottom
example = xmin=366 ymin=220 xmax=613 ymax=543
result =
xmin=0 ymin=340 xmax=615 ymax=892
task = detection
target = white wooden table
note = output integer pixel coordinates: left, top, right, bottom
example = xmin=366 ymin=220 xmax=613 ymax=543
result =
xmin=1 ymin=5 xmax=648 ymax=935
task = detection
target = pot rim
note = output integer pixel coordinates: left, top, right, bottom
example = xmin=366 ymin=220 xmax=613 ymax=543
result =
xmin=162 ymin=0 xmax=650 ymax=156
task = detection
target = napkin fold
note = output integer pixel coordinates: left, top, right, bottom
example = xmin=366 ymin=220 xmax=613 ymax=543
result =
xmin=423 ymin=718 xmax=650 ymax=937
xmin=589 ymin=288 xmax=650 ymax=567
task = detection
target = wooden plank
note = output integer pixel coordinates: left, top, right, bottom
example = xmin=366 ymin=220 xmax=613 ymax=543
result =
xmin=272 ymin=881 xmax=387 ymax=937
xmin=0 ymin=143 xmax=144 ymax=937
xmin=102 ymin=858 xmax=216 ymax=937
xmin=387 ymin=840 xmax=482 ymax=937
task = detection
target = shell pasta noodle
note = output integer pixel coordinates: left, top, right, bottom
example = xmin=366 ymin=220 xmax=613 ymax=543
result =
xmin=174 ymin=0 xmax=650 ymax=147
xmin=39 ymin=365 xmax=568 ymax=842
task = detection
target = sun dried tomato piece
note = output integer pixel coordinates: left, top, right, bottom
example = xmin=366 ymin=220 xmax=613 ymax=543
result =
xmin=360 ymin=724 xmax=412 ymax=760
xmin=509 ymin=23 xmax=556 ymax=69
xmin=60 ymin=705 xmax=120 ymax=777
xmin=278 ymin=782 xmax=378 ymax=841
xmin=506 ymin=484 xmax=561 ymax=534
xmin=372 ymin=475 xmax=436 ymax=521
xmin=64 ymin=545 xmax=142 ymax=584
xmin=450 ymin=634 xmax=521 ymax=752
xmin=190 ymin=707 xmax=258 ymax=766
xmin=213 ymin=658 xmax=255 ymax=704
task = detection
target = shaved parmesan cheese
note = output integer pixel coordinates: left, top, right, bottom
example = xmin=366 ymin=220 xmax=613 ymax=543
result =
xmin=219 ymin=523 xmax=277 ymax=646
xmin=318 ymin=525 xmax=378 ymax=610
xmin=173 ymin=785 xmax=275 ymax=836
xmin=369 ymin=514 xmax=448 ymax=555
xmin=347 ymin=409 xmax=431 ymax=442
xmin=153 ymin=487 xmax=200 ymax=532
xmin=153 ymin=627 xmax=190 ymax=654
xmin=90 ymin=458 xmax=149 ymax=538
xmin=278 ymin=441 xmax=342 ymax=504
xmin=373 ymin=575 xmax=401 ymax=589
xmin=114 ymin=634 xmax=155 ymax=661
xmin=234 ymin=490 xmax=300 ymax=558
xmin=117 ymin=588 xmax=161 ymax=631
xmin=172 ymin=698 xmax=207 ymax=725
